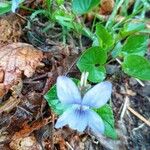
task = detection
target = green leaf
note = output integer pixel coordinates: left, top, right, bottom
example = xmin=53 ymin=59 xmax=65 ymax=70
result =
xmin=121 ymin=35 xmax=148 ymax=56
xmin=56 ymin=0 xmax=64 ymax=5
xmin=96 ymin=23 xmax=114 ymax=50
xmin=54 ymin=15 xmax=73 ymax=29
xmin=120 ymin=22 xmax=146 ymax=38
xmin=53 ymin=10 xmax=76 ymax=29
xmin=53 ymin=10 xmax=84 ymax=33
xmin=77 ymin=47 xmax=107 ymax=83
xmin=122 ymin=55 xmax=150 ymax=80
xmin=95 ymin=104 xmax=117 ymax=139
xmin=0 ymin=2 xmax=11 ymax=15
xmin=72 ymin=0 xmax=100 ymax=15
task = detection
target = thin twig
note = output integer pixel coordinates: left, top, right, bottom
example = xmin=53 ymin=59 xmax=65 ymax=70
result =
xmin=32 ymin=73 xmax=48 ymax=81
xmin=135 ymin=78 xmax=145 ymax=87
xmin=16 ymin=13 xmax=28 ymax=21
xmin=132 ymin=123 xmax=145 ymax=132
xmin=51 ymin=114 xmax=55 ymax=150
xmin=120 ymin=96 xmax=129 ymax=121
xmin=127 ymin=106 xmax=150 ymax=127
xmin=64 ymin=57 xmax=79 ymax=76
xmin=23 ymin=81 xmax=40 ymax=84
xmin=66 ymin=142 xmax=74 ymax=150
xmin=115 ymin=58 xmax=122 ymax=64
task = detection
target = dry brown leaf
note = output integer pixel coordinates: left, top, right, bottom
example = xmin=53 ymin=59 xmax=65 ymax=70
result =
xmin=0 ymin=15 xmax=23 ymax=46
xmin=100 ymin=0 xmax=115 ymax=15
xmin=10 ymin=117 xmax=51 ymax=149
xmin=11 ymin=117 xmax=51 ymax=140
xmin=0 ymin=43 xmax=43 ymax=96
xmin=10 ymin=135 xmax=42 ymax=150
xmin=0 ymin=19 xmax=12 ymax=44
xmin=0 ymin=96 xmax=21 ymax=114
xmin=0 ymin=79 xmax=22 ymax=114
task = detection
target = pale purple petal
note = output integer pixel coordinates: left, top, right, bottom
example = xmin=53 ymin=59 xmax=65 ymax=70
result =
xmin=87 ymin=110 xmax=105 ymax=134
xmin=82 ymin=81 xmax=112 ymax=108
xmin=68 ymin=108 xmax=88 ymax=132
xmin=55 ymin=106 xmax=88 ymax=132
xmin=55 ymin=108 xmax=73 ymax=128
xmin=11 ymin=0 xmax=20 ymax=12
xmin=56 ymin=76 xmax=81 ymax=105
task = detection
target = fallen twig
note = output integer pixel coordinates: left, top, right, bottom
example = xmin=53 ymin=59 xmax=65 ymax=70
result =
xmin=132 ymin=123 xmax=145 ymax=132
xmin=127 ymin=106 xmax=150 ymax=127
xmin=120 ymin=96 xmax=129 ymax=121
xmin=66 ymin=141 xmax=74 ymax=150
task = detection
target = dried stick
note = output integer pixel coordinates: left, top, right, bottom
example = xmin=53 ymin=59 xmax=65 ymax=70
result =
xmin=120 ymin=96 xmax=129 ymax=121
xmin=66 ymin=142 xmax=74 ymax=150
xmin=127 ymin=106 xmax=150 ymax=127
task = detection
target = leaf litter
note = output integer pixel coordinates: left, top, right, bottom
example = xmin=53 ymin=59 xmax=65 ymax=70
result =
xmin=0 ymin=42 xmax=43 ymax=96
xmin=0 ymin=2 xmax=150 ymax=150
xmin=0 ymin=14 xmax=24 ymax=46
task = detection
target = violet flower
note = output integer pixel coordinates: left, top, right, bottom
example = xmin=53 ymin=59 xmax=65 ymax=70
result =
xmin=11 ymin=0 xmax=20 ymax=12
xmin=55 ymin=76 xmax=112 ymax=134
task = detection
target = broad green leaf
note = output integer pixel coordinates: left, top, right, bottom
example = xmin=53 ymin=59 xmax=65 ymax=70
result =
xmin=122 ymin=55 xmax=150 ymax=80
xmin=77 ymin=47 xmax=107 ymax=83
xmin=122 ymin=35 xmax=149 ymax=56
xmin=53 ymin=10 xmax=83 ymax=32
xmin=0 ymin=2 xmax=11 ymax=15
xmin=95 ymin=104 xmax=117 ymax=139
xmin=72 ymin=0 xmax=100 ymax=15
xmin=96 ymin=23 xmax=114 ymax=50
xmin=120 ymin=22 xmax=146 ymax=38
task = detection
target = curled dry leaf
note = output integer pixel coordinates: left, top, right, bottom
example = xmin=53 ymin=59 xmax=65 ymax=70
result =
xmin=0 ymin=43 xmax=43 ymax=96
xmin=0 ymin=15 xmax=23 ymax=46
xmin=100 ymin=0 xmax=115 ymax=15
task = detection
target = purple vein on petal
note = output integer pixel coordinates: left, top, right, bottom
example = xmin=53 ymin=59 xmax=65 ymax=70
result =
xmin=55 ymin=105 xmax=88 ymax=132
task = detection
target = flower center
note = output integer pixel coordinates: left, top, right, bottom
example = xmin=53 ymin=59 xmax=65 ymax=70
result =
xmin=73 ymin=104 xmax=89 ymax=111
